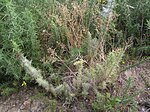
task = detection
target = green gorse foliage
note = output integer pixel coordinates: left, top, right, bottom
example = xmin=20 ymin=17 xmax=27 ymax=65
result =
xmin=114 ymin=0 xmax=150 ymax=56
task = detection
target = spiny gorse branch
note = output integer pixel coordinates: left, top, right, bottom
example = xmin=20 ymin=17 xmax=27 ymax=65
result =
xmin=18 ymin=53 xmax=72 ymax=97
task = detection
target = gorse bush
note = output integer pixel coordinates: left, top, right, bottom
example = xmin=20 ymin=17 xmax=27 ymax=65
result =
xmin=114 ymin=0 xmax=150 ymax=56
xmin=0 ymin=0 xmax=57 ymax=91
xmin=0 ymin=0 xmax=43 ymax=84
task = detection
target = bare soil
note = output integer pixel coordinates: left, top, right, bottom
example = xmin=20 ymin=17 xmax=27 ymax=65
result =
xmin=119 ymin=60 xmax=150 ymax=112
xmin=0 ymin=87 xmax=48 ymax=112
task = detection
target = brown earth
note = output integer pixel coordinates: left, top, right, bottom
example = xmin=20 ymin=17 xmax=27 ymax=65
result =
xmin=118 ymin=59 xmax=150 ymax=112
xmin=0 ymin=87 xmax=48 ymax=112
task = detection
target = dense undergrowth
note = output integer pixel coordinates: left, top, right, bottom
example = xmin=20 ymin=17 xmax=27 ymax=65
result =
xmin=0 ymin=0 xmax=150 ymax=111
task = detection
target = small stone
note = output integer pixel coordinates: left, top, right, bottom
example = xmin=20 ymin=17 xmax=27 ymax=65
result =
xmin=20 ymin=99 xmax=32 ymax=110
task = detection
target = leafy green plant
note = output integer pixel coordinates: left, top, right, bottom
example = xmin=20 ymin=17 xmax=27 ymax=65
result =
xmin=0 ymin=83 xmax=17 ymax=96
xmin=114 ymin=0 xmax=150 ymax=56
xmin=92 ymin=78 xmax=139 ymax=112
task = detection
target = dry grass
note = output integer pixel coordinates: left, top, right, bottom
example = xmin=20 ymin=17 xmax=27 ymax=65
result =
xmin=56 ymin=1 xmax=88 ymax=48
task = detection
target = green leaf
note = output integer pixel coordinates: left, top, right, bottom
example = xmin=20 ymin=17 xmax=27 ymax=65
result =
xmin=0 ymin=50 xmax=3 ymax=61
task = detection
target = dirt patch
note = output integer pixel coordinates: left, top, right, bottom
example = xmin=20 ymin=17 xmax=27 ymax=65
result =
xmin=118 ymin=60 xmax=150 ymax=112
xmin=0 ymin=88 xmax=48 ymax=112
